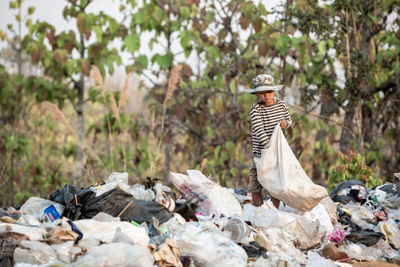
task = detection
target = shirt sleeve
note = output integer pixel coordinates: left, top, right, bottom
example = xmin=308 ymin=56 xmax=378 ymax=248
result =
xmin=281 ymin=101 xmax=292 ymax=129
xmin=250 ymin=104 xmax=270 ymax=147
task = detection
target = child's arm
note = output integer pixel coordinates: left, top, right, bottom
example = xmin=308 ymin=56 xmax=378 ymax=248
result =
xmin=282 ymin=102 xmax=292 ymax=129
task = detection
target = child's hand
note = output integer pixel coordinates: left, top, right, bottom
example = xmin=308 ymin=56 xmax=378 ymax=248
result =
xmin=280 ymin=120 xmax=287 ymax=129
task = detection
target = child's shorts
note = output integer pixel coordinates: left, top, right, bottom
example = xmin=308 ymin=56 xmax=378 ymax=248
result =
xmin=248 ymin=154 xmax=263 ymax=193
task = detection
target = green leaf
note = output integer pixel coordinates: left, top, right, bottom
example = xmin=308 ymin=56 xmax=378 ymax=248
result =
xmin=214 ymin=145 xmax=221 ymax=159
xmin=109 ymin=20 xmax=119 ymax=35
xmin=89 ymin=86 xmax=101 ymax=102
xmin=225 ymin=141 xmax=236 ymax=158
xmin=133 ymin=10 xmax=145 ymax=24
xmin=154 ymin=53 xmax=172 ymax=69
xmin=206 ymin=46 xmax=218 ymax=60
xmin=274 ymin=34 xmax=290 ymax=55
xmin=93 ymin=25 xmax=102 ymax=42
xmin=229 ymin=79 xmax=236 ymax=94
xmin=317 ymin=41 xmax=326 ymax=55
xmin=180 ymin=31 xmax=190 ymax=49
xmin=180 ymin=6 xmax=190 ymax=20
xmin=125 ymin=34 xmax=140 ymax=53
xmin=28 ymin=6 xmax=35 ymax=15
xmin=136 ymin=55 xmax=148 ymax=69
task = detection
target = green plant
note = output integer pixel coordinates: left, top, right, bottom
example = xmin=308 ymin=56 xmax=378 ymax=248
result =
xmin=328 ymin=149 xmax=382 ymax=192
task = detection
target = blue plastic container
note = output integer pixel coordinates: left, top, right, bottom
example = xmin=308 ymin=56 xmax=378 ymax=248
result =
xmin=43 ymin=205 xmax=61 ymax=222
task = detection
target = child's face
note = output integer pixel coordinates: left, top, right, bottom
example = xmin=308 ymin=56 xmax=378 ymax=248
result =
xmin=256 ymin=91 xmax=274 ymax=103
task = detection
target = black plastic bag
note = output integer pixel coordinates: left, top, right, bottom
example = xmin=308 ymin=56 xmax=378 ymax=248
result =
xmin=346 ymin=230 xmax=384 ymax=246
xmin=49 ymin=184 xmax=96 ymax=220
xmin=330 ymin=180 xmax=366 ymax=204
xmin=81 ymin=188 xmax=172 ymax=224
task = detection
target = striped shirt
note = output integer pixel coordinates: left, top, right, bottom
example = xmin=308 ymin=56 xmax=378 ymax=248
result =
xmin=250 ymin=99 xmax=292 ymax=155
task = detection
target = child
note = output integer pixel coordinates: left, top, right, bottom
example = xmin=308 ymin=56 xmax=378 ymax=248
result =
xmin=245 ymin=74 xmax=292 ymax=209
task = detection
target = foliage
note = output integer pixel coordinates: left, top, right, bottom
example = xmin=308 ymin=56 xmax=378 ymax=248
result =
xmin=328 ymin=149 xmax=382 ymax=191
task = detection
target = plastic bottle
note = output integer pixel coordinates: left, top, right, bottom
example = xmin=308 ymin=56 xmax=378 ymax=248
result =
xmin=224 ymin=217 xmax=250 ymax=243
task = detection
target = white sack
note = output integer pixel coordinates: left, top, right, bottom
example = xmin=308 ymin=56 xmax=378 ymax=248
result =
xmin=170 ymin=170 xmax=242 ymax=217
xmin=254 ymin=125 xmax=327 ymax=211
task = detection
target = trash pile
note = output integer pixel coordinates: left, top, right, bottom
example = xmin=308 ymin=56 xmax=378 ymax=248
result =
xmin=1 ymin=171 xmax=400 ymax=266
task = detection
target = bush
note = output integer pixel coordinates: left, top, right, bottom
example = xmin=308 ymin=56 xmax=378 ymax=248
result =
xmin=328 ymin=149 xmax=382 ymax=192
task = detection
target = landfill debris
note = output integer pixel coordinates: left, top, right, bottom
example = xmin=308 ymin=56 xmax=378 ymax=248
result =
xmin=170 ymin=170 xmax=243 ymax=217
xmin=224 ymin=217 xmax=251 ymax=243
xmin=328 ymin=229 xmax=346 ymax=244
xmin=330 ymin=179 xmax=367 ymax=204
xmin=173 ymin=222 xmax=248 ymax=267
xmin=1 ymin=172 xmax=400 ymax=266
xmin=13 ymin=240 xmax=59 ymax=265
xmin=80 ymin=187 xmax=172 ymax=224
xmin=74 ymin=242 xmax=154 ymax=266
xmin=73 ymin=219 xmax=150 ymax=247
xmin=321 ymin=243 xmax=348 ymax=261
xmin=19 ymin=197 xmax=65 ymax=220
xmin=306 ymin=251 xmax=337 ymax=267
xmin=148 ymin=238 xmax=182 ymax=267
xmin=0 ymin=232 xmax=29 ymax=267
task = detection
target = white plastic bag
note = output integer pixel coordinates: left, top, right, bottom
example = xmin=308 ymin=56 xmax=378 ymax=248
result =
xmin=170 ymin=170 xmax=242 ymax=217
xmin=107 ymin=172 xmax=129 ymax=184
xmin=75 ymin=243 xmax=154 ymax=267
xmin=73 ymin=220 xmax=149 ymax=247
xmin=243 ymin=204 xmax=324 ymax=250
xmin=254 ymin=125 xmax=327 ymax=211
xmin=173 ymin=222 xmax=247 ymax=267
xmin=14 ymin=240 xmax=58 ymax=265
xmin=282 ymin=203 xmax=334 ymax=235
xmin=0 ymin=223 xmax=45 ymax=241
xmin=19 ymin=197 xmax=65 ymax=220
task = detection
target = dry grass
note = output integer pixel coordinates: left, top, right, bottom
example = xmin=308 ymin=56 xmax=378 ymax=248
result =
xmin=41 ymin=101 xmax=74 ymax=135
xmin=92 ymin=65 xmax=104 ymax=87
xmin=109 ymin=93 xmax=120 ymax=122
xmin=119 ymin=72 xmax=133 ymax=108
xmin=165 ymin=64 xmax=182 ymax=105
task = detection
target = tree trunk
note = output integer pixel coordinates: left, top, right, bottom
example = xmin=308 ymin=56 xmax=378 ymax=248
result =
xmin=76 ymin=34 xmax=85 ymax=181
xmin=340 ymin=102 xmax=355 ymax=153
xmin=76 ymin=76 xmax=84 ymax=181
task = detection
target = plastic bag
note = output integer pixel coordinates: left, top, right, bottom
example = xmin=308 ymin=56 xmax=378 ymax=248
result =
xmin=329 ymin=179 xmax=366 ymax=204
xmin=170 ymin=170 xmax=242 ymax=217
xmin=0 ymin=223 xmax=45 ymax=241
xmin=254 ymin=125 xmax=327 ymax=211
xmin=243 ymin=204 xmax=324 ymax=250
xmin=20 ymin=197 xmax=65 ymax=220
xmin=73 ymin=219 xmax=149 ymax=247
xmin=75 ymin=242 xmax=154 ymax=267
xmin=306 ymin=251 xmax=337 ymax=267
xmin=107 ymin=172 xmax=129 ymax=184
xmin=282 ymin=203 xmax=334 ymax=235
xmin=80 ymin=187 xmax=171 ymax=224
xmin=13 ymin=240 xmax=58 ymax=265
xmin=173 ymin=222 xmax=248 ymax=267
